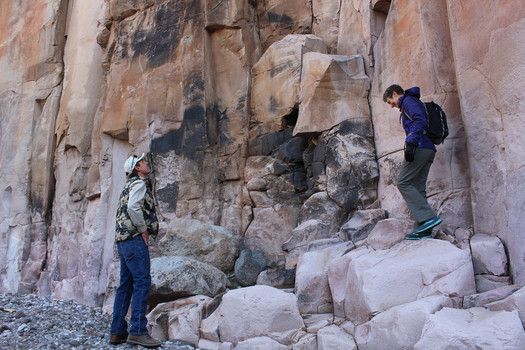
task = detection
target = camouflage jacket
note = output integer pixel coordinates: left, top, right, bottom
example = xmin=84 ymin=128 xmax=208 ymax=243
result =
xmin=115 ymin=176 xmax=159 ymax=242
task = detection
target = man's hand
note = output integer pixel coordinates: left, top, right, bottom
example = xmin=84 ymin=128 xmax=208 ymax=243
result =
xmin=404 ymin=142 xmax=417 ymax=162
xmin=141 ymin=231 xmax=149 ymax=246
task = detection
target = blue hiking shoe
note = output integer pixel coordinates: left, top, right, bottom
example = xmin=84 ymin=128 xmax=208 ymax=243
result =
xmin=405 ymin=230 xmax=432 ymax=240
xmin=415 ymin=216 xmax=442 ymax=234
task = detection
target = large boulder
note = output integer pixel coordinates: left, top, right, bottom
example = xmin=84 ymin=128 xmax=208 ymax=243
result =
xmin=324 ymin=130 xmax=378 ymax=212
xmin=157 ymin=218 xmax=239 ymax=272
xmin=251 ymin=34 xmax=327 ymax=134
xmin=234 ymin=249 xmax=267 ymax=286
xmin=297 ymin=191 xmax=345 ymax=233
xmin=217 ymin=285 xmax=305 ymax=345
xmin=294 ymin=53 xmax=370 ymax=137
xmin=150 ymin=256 xmax=228 ymax=302
xmin=355 ymin=295 xmax=453 ymax=350
xmin=414 ymin=307 xmax=525 ymax=349
xmin=328 ymin=239 xmax=476 ymax=323
xmin=295 ymin=241 xmax=355 ymax=314
xmin=243 ymin=205 xmax=300 ymax=265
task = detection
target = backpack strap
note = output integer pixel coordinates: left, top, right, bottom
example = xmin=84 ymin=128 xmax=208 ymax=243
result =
xmin=400 ymin=109 xmax=413 ymax=123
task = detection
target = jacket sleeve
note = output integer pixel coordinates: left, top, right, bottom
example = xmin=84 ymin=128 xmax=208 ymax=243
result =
xmin=127 ymin=179 xmax=148 ymax=233
xmin=403 ymin=97 xmax=428 ymax=146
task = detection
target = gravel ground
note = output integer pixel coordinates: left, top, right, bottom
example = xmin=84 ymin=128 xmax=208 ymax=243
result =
xmin=0 ymin=293 xmax=196 ymax=350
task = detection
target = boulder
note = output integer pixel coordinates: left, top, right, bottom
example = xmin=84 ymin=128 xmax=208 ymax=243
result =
xmin=282 ymin=219 xmax=332 ymax=252
xmin=150 ymin=256 xmax=228 ymax=302
xmin=328 ymin=240 xmax=476 ymax=323
xmin=470 ymin=233 xmax=508 ymax=276
xmin=243 ymin=205 xmax=300 ymax=265
xmin=157 ymin=218 xmax=239 ymax=272
xmin=365 ymin=218 xmax=414 ymax=250
xmin=297 ymin=191 xmax=345 ymax=233
xmin=485 ymin=285 xmax=525 ymax=324
xmin=295 ymin=241 xmax=355 ymax=314
xmin=324 ymin=131 xmax=378 ymax=212
xmin=233 ymin=336 xmax=288 ymax=350
xmin=217 ymin=285 xmax=305 ymax=345
xmin=256 ymin=267 xmax=296 ymax=289
xmin=251 ymin=34 xmax=327 ymax=133
xmin=338 ymin=209 xmax=388 ymax=243
xmin=147 ymin=295 xmax=210 ymax=344
xmin=294 ymin=53 xmax=370 ymax=137
xmin=317 ymin=325 xmax=357 ymax=350
xmin=272 ymin=136 xmax=309 ymax=164
xmin=414 ymin=307 xmax=525 ymax=349
xmin=234 ymin=249 xmax=267 ymax=286
xmin=355 ymin=295 xmax=453 ymax=350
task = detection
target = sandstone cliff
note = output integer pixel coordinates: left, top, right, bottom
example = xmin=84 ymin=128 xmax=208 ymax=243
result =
xmin=1 ymin=0 xmax=524 ymax=340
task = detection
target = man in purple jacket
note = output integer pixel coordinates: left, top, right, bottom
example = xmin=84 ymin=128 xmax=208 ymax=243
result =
xmin=383 ymin=84 xmax=442 ymax=239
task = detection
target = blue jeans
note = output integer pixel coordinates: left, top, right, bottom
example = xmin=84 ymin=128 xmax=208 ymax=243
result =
xmin=110 ymin=234 xmax=151 ymax=335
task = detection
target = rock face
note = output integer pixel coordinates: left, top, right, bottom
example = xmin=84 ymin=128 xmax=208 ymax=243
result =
xmin=1 ymin=2 xmax=525 ymax=348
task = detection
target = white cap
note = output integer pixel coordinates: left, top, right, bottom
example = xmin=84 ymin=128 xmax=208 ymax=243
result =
xmin=124 ymin=153 xmax=144 ymax=175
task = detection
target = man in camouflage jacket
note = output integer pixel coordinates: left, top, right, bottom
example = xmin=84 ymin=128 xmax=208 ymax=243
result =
xmin=109 ymin=153 xmax=161 ymax=348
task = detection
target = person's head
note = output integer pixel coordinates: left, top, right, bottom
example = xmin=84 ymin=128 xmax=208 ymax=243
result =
xmin=124 ymin=153 xmax=151 ymax=178
xmin=383 ymin=84 xmax=405 ymax=109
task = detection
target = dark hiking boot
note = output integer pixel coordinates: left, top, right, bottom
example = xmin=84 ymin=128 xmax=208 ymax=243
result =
xmin=127 ymin=334 xmax=161 ymax=348
xmin=109 ymin=333 xmax=128 ymax=345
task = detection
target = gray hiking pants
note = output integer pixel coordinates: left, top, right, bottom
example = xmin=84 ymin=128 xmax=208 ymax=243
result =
xmin=397 ymin=147 xmax=436 ymax=224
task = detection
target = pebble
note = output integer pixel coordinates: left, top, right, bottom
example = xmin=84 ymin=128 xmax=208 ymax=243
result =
xmin=0 ymin=293 xmax=196 ymax=349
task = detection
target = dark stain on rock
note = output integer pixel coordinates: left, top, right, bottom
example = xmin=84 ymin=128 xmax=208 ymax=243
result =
xmin=156 ymin=181 xmax=179 ymax=211
xmin=131 ymin=2 xmax=186 ymax=68
xmin=268 ymin=12 xmax=293 ymax=24
xmin=184 ymin=75 xmax=205 ymax=103
xmin=151 ymin=105 xmax=207 ymax=161
xmin=337 ymin=119 xmax=374 ymax=139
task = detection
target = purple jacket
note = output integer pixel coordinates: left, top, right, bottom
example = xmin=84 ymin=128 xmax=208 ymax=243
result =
xmin=399 ymin=87 xmax=436 ymax=151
